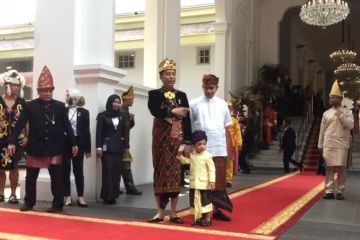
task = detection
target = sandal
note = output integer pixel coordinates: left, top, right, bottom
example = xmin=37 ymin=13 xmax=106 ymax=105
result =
xmin=8 ymin=194 xmax=19 ymax=204
xmin=0 ymin=194 xmax=4 ymax=203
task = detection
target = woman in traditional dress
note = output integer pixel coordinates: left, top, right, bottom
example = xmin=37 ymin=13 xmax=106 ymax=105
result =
xmin=147 ymin=58 xmax=192 ymax=224
xmin=96 ymin=94 xmax=126 ymax=204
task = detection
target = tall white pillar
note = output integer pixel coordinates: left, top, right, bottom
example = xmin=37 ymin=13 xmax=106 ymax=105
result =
xmin=143 ymin=0 xmax=180 ymax=88
xmin=32 ymin=0 xmax=76 ymax=100
xmin=214 ymin=0 xmax=229 ymax=99
xmin=24 ymin=0 xmax=118 ymax=203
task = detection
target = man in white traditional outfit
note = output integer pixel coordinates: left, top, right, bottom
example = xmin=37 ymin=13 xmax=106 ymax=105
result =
xmin=190 ymin=74 xmax=233 ymax=221
xmin=318 ymin=80 xmax=354 ymax=200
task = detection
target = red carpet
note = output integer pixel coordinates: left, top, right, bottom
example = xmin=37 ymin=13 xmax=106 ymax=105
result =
xmin=0 ymin=172 xmax=323 ymax=240
xmin=172 ymin=172 xmax=324 ymax=237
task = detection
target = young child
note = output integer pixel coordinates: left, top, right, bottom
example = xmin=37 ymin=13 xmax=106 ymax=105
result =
xmin=177 ymin=130 xmax=216 ymax=226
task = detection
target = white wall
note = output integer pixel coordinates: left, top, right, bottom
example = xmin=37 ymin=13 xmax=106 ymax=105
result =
xmin=119 ymin=49 xmax=144 ymax=85
xmin=178 ymin=45 xmax=214 ymax=101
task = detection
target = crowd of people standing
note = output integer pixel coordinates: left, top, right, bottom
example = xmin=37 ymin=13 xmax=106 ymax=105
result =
xmin=1 ymin=58 xmax=349 ymax=227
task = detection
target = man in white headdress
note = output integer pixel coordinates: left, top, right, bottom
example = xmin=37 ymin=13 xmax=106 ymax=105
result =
xmin=318 ymin=80 xmax=354 ymax=200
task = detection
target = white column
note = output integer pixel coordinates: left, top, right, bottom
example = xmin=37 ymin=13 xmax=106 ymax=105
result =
xmin=143 ymin=0 xmax=180 ymax=88
xmin=23 ymin=0 xmax=118 ymax=203
xmin=214 ymin=0 xmax=229 ymax=99
xmin=32 ymin=0 xmax=76 ymax=100
xmin=73 ymin=0 xmax=114 ymax=66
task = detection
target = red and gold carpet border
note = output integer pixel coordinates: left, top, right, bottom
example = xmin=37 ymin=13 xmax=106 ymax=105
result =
xmin=0 ymin=207 xmax=274 ymax=240
xmin=176 ymin=171 xmax=298 ymax=218
xmin=0 ymin=231 xmax=54 ymax=240
xmin=251 ymin=181 xmax=324 ymax=235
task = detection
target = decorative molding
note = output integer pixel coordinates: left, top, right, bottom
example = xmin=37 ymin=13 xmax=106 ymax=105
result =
xmin=73 ymin=64 xmax=126 ymax=84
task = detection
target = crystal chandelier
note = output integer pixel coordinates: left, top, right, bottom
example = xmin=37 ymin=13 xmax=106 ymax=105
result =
xmin=300 ymin=0 xmax=350 ymax=29
xmin=334 ymin=63 xmax=360 ymax=81
xmin=330 ymin=49 xmax=357 ymax=64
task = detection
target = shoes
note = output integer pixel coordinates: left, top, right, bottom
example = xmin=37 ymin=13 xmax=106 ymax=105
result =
xmin=299 ymin=162 xmax=304 ymax=173
xmin=20 ymin=204 xmax=33 ymax=212
xmin=8 ymin=194 xmax=19 ymax=204
xmin=126 ymin=189 xmax=142 ymax=195
xmin=0 ymin=194 xmax=4 ymax=202
xmin=64 ymin=196 xmax=72 ymax=206
xmin=240 ymin=169 xmax=251 ymax=174
xmin=169 ymin=217 xmax=184 ymax=224
xmin=103 ymin=199 xmax=116 ymax=205
xmin=192 ymin=218 xmax=202 ymax=226
xmin=323 ymin=193 xmax=335 ymax=200
xmin=119 ymin=190 xmax=124 ymax=195
xmin=46 ymin=207 xmax=63 ymax=213
xmin=77 ymin=200 xmax=88 ymax=208
xmin=200 ymin=219 xmax=212 ymax=227
xmin=147 ymin=217 xmax=163 ymax=223
xmin=336 ymin=193 xmax=345 ymax=200
xmin=213 ymin=210 xmax=231 ymax=221
xmin=226 ymin=182 xmax=232 ymax=188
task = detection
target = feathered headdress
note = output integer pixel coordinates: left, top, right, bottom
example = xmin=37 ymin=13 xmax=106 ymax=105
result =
xmin=0 ymin=66 xmax=26 ymax=97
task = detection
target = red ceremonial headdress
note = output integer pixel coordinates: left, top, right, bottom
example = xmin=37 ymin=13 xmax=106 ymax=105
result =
xmin=37 ymin=65 xmax=54 ymax=90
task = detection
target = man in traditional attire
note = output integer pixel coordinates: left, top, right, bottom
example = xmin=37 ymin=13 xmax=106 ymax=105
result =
xmin=120 ymin=85 xmax=142 ymax=195
xmin=318 ymin=80 xmax=354 ymax=200
xmin=147 ymin=58 xmax=192 ymax=224
xmin=8 ymin=65 xmax=78 ymax=212
xmin=225 ymin=101 xmax=242 ymax=187
xmin=190 ymin=74 xmax=233 ymax=221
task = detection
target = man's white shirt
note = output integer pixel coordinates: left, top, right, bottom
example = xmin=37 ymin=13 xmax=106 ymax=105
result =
xmin=190 ymin=96 xmax=232 ymax=157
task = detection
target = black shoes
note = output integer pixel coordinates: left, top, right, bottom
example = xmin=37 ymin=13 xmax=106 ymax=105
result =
xmin=213 ymin=210 xmax=231 ymax=221
xmin=126 ymin=189 xmax=142 ymax=195
xmin=226 ymin=182 xmax=232 ymax=188
xmin=46 ymin=207 xmax=63 ymax=213
xmin=147 ymin=217 xmax=163 ymax=223
xmin=20 ymin=204 xmax=33 ymax=212
xmin=77 ymin=200 xmax=88 ymax=208
xmin=336 ymin=193 xmax=345 ymax=200
xmin=323 ymin=193 xmax=335 ymax=200
xmin=103 ymin=199 xmax=116 ymax=205
xmin=169 ymin=217 xmax=184 ymax=224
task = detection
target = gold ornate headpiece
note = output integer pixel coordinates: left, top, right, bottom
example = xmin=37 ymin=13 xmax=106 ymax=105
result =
xmin=122 ymin=85 xmax=134 ymax=100
xmin=329 ymin=80 xmax=342 ymax=97
xmin=159 ymin=58 xmax=176 ymax=73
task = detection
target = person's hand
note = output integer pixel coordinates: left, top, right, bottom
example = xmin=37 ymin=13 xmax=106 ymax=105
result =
xmin=209 ymin=182 xmax=215 ymax=190
xmin=178 ymin=144 xmax=186 ymax=153
xmin=96 ymin=149 xmax=103 ymax=158
xmin=72 ymin=146 xmax=79 ymax=157
xmin=278 ymin=148 xmax=283 ymax=153
xmin=171 ymin=107 xmax=189 ymax=117
xmin=19 ymin=138 xmax=28 ymax=147
xmin=335 ymin=110 xmax=343 ymax=116
xmin=85 ymin=152 xmax=91 ymax=159
xmin=7 ymin=144 xmax=16 ymax=155
xmin=183 ymin=145 xmax=193 ymax=157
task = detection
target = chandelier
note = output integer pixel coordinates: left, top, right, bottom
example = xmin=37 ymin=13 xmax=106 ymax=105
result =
xmin=330 ymin=49 xmax=357 ymax=64
xmin=334 ymin=63 xmax=360 ymax=81
xmin=300 ymin=0 xmax=350 ymax=29
xmin=340 ymin=81 xmax=360 ymax=100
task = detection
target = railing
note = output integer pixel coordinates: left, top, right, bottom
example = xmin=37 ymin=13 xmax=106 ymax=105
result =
xmin=295 ymin=94 xmax=314 ymax=162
